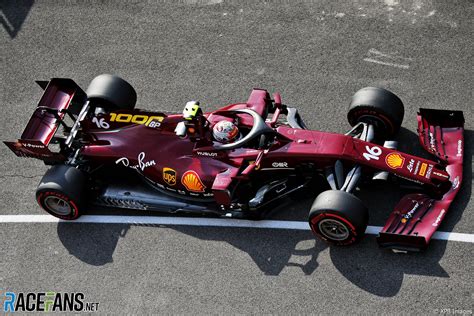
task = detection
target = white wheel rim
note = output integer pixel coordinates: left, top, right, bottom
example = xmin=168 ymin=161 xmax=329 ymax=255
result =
xmin=44 ymin=196 xmax=72 ymax=216
xmin=318 ymin=218 xmax=350 ymax=241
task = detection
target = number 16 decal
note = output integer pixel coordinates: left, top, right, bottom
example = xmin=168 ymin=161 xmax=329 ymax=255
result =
xmin=92 ymin=117 xmax=110 ymax=129
xmin=363 ymin=145 xmax=382 ymax=161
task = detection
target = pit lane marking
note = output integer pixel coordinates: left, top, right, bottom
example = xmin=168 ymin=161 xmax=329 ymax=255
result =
xmin=363 ymin=58 xmax=410 ymax=69
xmin=1 ymin=215 xmax=473 ymax=243
xmin=363 ymin=48 xmax=411 ymax=69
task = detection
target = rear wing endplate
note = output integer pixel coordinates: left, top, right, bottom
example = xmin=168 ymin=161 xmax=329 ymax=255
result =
xmin=4 ymin=79 xmax=86 ymax=161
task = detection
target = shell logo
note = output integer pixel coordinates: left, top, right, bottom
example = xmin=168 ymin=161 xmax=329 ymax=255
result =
xmin=181 ymin=170 xmax=206 ymax=192
xmin=385 ymin=152 xmax=405 ymax=169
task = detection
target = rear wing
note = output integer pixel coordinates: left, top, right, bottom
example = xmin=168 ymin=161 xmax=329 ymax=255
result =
xmin=4 ymin=79 xmax=86 ymax=162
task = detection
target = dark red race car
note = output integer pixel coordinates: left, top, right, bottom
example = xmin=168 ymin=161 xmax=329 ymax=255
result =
xmin=4 ymin=74 xmax=465 ymax=251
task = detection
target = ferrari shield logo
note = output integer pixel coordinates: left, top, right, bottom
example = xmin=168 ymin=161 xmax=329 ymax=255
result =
xmin=163 ymin=167 xmax=177 ymax=186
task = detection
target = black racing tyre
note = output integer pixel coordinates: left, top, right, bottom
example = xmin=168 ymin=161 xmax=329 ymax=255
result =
xmin=86 ymin=74 xmax=137 ymax=110
xmin=36 ymin=165 xmax=87 ymax=220
xmin=309 ymin=190 xmax=368 ymax=246
xmin=347 ymin=87 xmax=404 ymax=139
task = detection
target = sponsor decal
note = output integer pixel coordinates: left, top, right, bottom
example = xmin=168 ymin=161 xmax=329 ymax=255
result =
xmin=22 ymin=142 xmax=45 ymax=149
xmin=419 ymin=163 xmax=428 ymax=177
xmin=6 ymin=140 xmax=55 ymax=158
xmin=426 ymin=164 xmax=433 ymax=178
xmin=271 ymin=162 xmax=289 ymax=168
xmin=432 ymin=209 xmax=446 ymax=227
xmin=456 ymin=140 xmax=463 ymax=157
xmin=413 ymin=161 xmax=421 ymax=175
xmin=385 ymin=152 xmax=405 ymax=169
xmin=407 ymin=159 xmax=415 ymax=173
xmin=1 ymin=291 xmax=99 ymax=312
xmin=401 ymin=202 xmax=419 ymax=223
xmin=429 ymin=132 xmax=436 ymax=151
xmin=147 ymin=120 xmax=161 ymax=128
xmin=181 ymin=170 xmax=206 ymax=192
xmin=163 ymin=167 xmax=177 ymax=186
xmin=115 ymin=152 xmax=156 ymax=171
xmin=93 ymin=114 xmax=164 ymax=129
xmin=4 ymin=140 xmax=53 ymax=158
xmin=196 ymin=151 xmax=218 ymax=157
xmin=109 ymin=113 xmax=164 ymax=126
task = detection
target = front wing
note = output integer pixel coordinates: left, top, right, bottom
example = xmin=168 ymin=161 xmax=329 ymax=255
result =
xmin=377 ymin=109 xmax=464 ymax=251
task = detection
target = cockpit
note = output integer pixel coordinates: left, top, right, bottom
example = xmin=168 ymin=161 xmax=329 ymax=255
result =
xmin=174 ymin=89 xmax=307 ymax=152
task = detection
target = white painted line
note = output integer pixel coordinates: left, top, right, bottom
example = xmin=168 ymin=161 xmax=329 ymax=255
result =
xmin=1 ymin=215 xmax=473 ymax=243
xmin=432 ymin=231 xmax=474 ymax=243
xmin=363 ymin=58 xmax=410 ymax=69
xmin=367 ymin=48 xmax=413 ymax=61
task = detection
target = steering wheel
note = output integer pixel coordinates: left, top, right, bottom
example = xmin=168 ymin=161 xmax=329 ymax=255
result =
xmin=212 ymin=109 xmax=274 ymax=151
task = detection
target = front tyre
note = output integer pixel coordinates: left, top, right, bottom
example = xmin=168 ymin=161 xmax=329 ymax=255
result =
xmin=347 ymin=87 xmax=404 ymax=139
xmin=36 ymin=165 xmax=86 ymax=220
xmin=309 ymin=190 xmax=368 ymax=246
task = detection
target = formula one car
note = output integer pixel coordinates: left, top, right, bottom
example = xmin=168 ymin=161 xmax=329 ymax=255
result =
xmin=4 ymin=75 xmax=465 ymax=251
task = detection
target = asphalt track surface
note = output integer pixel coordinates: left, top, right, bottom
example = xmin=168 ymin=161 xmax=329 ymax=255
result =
xmin=1 ymin=0 xmax=473 ymax=314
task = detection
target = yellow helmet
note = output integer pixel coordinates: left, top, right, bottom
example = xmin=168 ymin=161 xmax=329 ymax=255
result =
xmin=183 ymin=101 xmax=201 ymax=120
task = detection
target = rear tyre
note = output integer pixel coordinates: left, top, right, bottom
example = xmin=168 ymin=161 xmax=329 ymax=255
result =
xmin=347 ymin=87 xmax=404 ymax=139
xmin=86 ymin=74 xmax=137 ymax=111
xmin=309 ymin=190 xmax=368 ymax=246
xmin=36 ymin=165 xmax=87 ymax=220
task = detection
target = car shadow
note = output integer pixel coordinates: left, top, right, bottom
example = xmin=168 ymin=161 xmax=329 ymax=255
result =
xmin=1 ymin=0 xmax=34 ymax=38
xmin=328 ymin=237 xmax=450 ymax=296
xmin=57 ymin=223 xmax=128 ymax=266
xmin=56 ymin=128 xmax=472 ymax=296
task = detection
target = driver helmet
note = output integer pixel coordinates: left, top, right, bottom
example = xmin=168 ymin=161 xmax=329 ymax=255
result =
xmin=212 ymin=120 xmax=239 ymax=143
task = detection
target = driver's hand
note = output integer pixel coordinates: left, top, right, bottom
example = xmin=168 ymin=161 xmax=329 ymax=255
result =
xmin=175 ymin=121 xmax=187 ymax=137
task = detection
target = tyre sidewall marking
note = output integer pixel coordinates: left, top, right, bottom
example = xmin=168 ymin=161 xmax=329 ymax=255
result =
xmin=350 ymin=108 xmax=395 ymax=135
xmin=310 ymin=213 xmax=358 ymax=245
xmin=37 ymin=191 xmax=79 ymax=220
